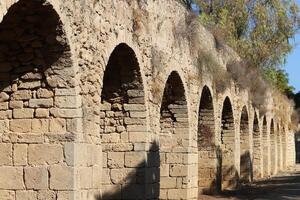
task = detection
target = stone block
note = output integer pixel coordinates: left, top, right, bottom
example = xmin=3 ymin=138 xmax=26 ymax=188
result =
xmin=37 ymin=190 xmax=56 ymax=200
xmin=16 ymin=190 xmax=37 ymax=200
xmin=167 ymin=189 xmax=187 ymax=199
xmin=124 ymin=104 xmax=145 ymax=111
xmin=32 ymin=119 xmax=48 ymax=133
xmin=12 ymin=90 xmax=32 ymax=100
xmin=49 ymin=118 xmax=66 ymax=133
xmin=160 ymin=177 xmax=177 ymax=189
xmin=0 ymin=190 xmax=15 ymax=200
xmin=10 ymin=119 xmax=31 ymax=132
xmin=29 ymin=99 xmax=53 ymax=108
xmin=0 ymin=92 xmax=9 ymax=102
xmin=54 ymin=96 xmax=81 ymax=108
xmin=9 ymin=101 xmax=23 ymax=109
xmin=102 ymin=133 xmax=120 ymax=143
xmin=19 ymin=81 xmax=41 ymax=89
xmin=0 ymin=110 xmax=12 ymax=119
xmin=129 ymin=132 xmax=147 ymax=143
xmin=28 ymin=144 xmax=63 ymax=165
xmin=166 ymin=153 xmax=184 ymax=164
xmin=0 ymin=167 xmax=24 ymax=189
xmin=78 ymin=167 xmax=93 ymax=189
xmin=35 ymin=108 xmax=49 ymax=118
xmin=13 ymin=144 xmax=27 ymax=166
xmin=24 ymin=167 xmax=48 ymax=189
xmin=50 ymin=108 xmax=82 ymax=118
xmin=0 ymin=143 xmax=12 ymax=165
xmin=125 ymin=152 xmax=146 ymax=168
xmin=111 ymin=168 xmax=135 ymax=184
xmin=127 ymin=125 xmax=146 ymax=132
xmin=13 ymin=108 xmax=34 ymax=119
xmin=0 ymin=102 xmax=8 ymax=110
xmin=107 ymin=152 xmax=124 ymax=169
xmin=50 ymin=166 xmax=74 ymax=190
xmin=170 ymin=164 xmax=188 ymax=177
xmin=55 ymin=88 xmax=78 ymax=96
xmin=0 ymin=120 xmax=9 ymax=133
xmin=36 ymin=88 xmax=54 ymax=98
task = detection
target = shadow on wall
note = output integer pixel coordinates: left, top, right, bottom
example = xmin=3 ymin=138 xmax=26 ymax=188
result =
xmin=0 ymin=0 xmax=71 ymax=94
xmin=240 ymin=151 xmax=253 ymax=183
xmin=202 ymin=145 xmax=240 ymax=195
xmin=96 ymin=142 xmax=160 ymax=200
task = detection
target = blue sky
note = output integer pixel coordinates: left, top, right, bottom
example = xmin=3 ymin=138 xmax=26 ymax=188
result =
xmin=286 ymin=0 xmax=300 ymax=93
xmin=286 ymin=33 xmax=300 ymax=93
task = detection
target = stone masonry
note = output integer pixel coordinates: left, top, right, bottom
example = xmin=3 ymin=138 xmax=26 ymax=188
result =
xmin=0 ymin=0 xmax=296 ymax=200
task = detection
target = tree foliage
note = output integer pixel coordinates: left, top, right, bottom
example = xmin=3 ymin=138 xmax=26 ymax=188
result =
xmin=184 ymin=0 xmax=300 ymax=93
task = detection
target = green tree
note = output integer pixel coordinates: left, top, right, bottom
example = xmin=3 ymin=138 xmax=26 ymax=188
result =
xmin=264 ymin=68 xmax=295 ymax=95
xmin=191 ymin=0 xmax=299 ymax=92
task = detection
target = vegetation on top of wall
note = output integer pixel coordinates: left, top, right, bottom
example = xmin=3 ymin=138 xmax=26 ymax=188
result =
xmin=180 ymin=0 xmax=300 ymax=96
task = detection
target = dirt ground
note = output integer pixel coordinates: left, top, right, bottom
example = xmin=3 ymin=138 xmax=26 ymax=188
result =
xmin=199 ymin=165 xmax=300 ymax=200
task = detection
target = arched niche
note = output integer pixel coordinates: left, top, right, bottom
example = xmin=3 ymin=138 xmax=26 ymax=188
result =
xmin=252 ymin=112 xmax=262 ymax=179
xmin=159 ymin=71 xmax=189 ymax=199
xmin=100 ymin=43 xmax=153 ymax=199
xmin=270 ymin=119 xmax=276 ymax=175
xmin=220 ymin=97 xmax=237 ymax=190
xmin=197 ymin=85 xmax=217 ymax=194
xmin=239 ymin=106 xmax=251 ymax=183
xmin=262 ymin=116 xmax=269 ymax=177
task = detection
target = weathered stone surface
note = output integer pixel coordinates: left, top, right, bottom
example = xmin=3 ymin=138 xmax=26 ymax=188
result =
xmin=16 ymin=190 xmax=37 ymax=200
xmin=28 ymin=144 xmax=63 ymax=165
xmin=0 ymin=143 xmax=12 ymax=165
xmin=13 ymin=108 xmax=34 ymax=119
xmin=49 ymin=166 xmax=74 ymax=190
xmin=13 ymin=144 xmax=27 ymax=166
xmin=35 ymin=108 xmax=49 ymax=118
xmin=12 ymin=90 xmax=32 ymax=100
xmin=0 ymin=167 xmax=24 ymax=189
xmin=10 ymin=119 xmax=31 ymax=132
xmin=49 ymin=118 xmax=66 ymax=133
xmin=29 ymin=99 xmax=53 ymax=108
xmin=0 ymin=190 xmax=15 ymax=200
xmin=24 ymin=167 xmax=48 ymax=189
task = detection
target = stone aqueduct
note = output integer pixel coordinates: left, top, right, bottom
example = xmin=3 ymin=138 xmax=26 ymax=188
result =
xmin=0 ymin=0 xmax=296 ymax=199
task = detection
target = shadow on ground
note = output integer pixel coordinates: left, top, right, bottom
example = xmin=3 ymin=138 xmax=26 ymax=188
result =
xmin=210 ymin=169 xmax=300 ymax=200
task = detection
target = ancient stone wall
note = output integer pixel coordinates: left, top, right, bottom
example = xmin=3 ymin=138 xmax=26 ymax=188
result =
xmin=0 ymin=0 xmax=296 ymax=200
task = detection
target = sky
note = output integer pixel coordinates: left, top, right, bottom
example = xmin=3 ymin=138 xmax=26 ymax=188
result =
xmin=285 ymin=0 xmax=300 ymax=93
xmin=286 ymin=33 xmax=300 ymax=93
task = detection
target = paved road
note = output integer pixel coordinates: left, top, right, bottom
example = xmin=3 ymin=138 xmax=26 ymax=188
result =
xmin=199 ymin=165 xmax=300 ymax=200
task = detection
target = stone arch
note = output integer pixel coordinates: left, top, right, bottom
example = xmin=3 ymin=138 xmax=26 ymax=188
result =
xmin=197 ymin=85 xmax=217 ymax=193
xmin=159 ymin=71 xmax=189 ymax=199
xmin=220 ymin=97 xmax=237 ymax=190
xmin=100 ymin=43 xmax=151 ymax=199
xmin=262 ymin=116 xmax=269 ymax=177
xmin=0 ymin=0 xmax=78 ymax=197
xmin=282 ymin=125 xmax=287 ymax=169
xmin=277 ymin=123 xmax=282 ymax=171
xmin=239 ymin=106 xmax=251 ymax=183
xmin=252 ymin=111 xmax=262 ymax=179
xmin=270 ymin=119 xmax=276 ymax=175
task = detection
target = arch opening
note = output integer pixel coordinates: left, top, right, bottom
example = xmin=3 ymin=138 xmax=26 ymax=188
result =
xmin=100 ymin=43 xmax=154 ymax=199
xmin=239 ymin=106 xmax=251 ymax=183
xmin=159 ymin=71 xmax=189 ymax=199
xmin=277 ymin=124 xmax=282 ymax=171
xmin=0 ymin=0 xmax=74 ymax=197
xmin=220 ymin=97 xmax=237 ymax=190
xmin=270 ymin=119 xmax=276 ymax=175
xmin=197 ymin=86 xmax=216 ymax=194
xmin=252 ymin=112 xmax=262 ymax=179
xmin=262 ymin=116 xmax=269 ymax=177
